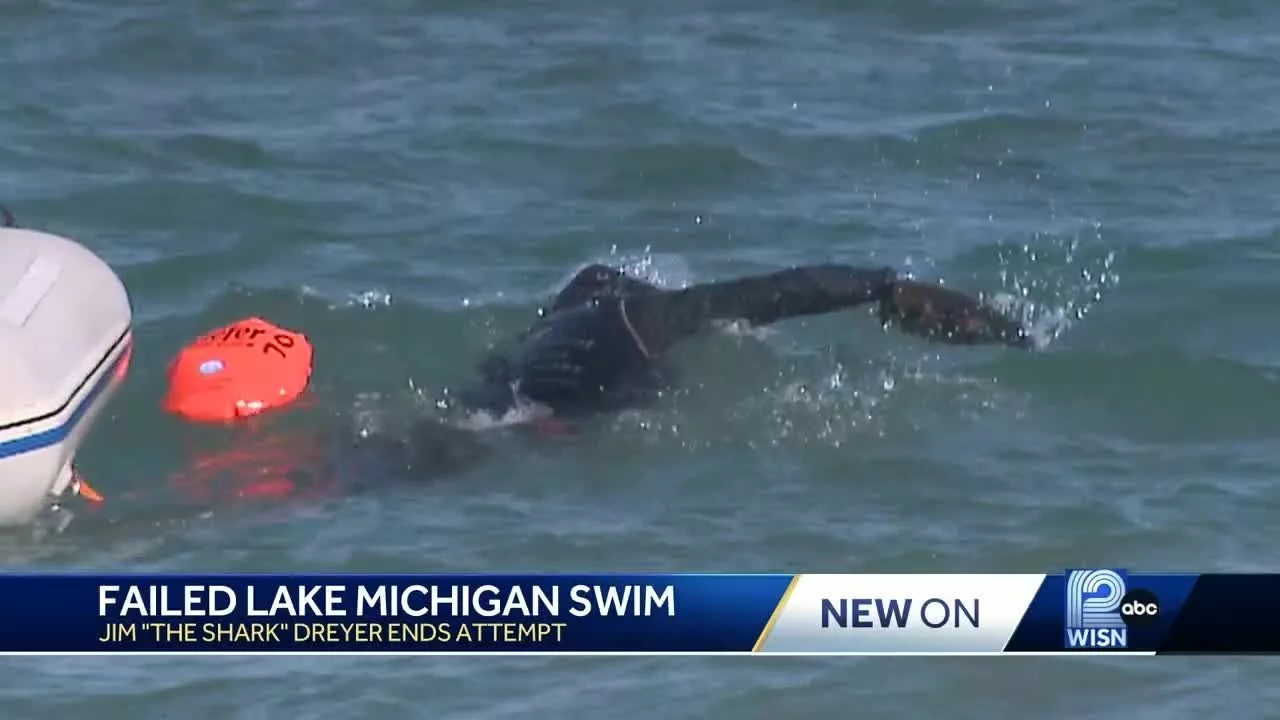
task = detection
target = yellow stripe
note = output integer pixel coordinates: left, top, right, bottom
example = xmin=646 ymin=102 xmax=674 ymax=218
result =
xmin=751 ymin=574 xmax=802 ymax=653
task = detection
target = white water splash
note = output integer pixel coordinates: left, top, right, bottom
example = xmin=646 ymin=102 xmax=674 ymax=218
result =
xmin=455 ymin=392 xmax=553 ymax=431
xmin=346 ymin=289 xmax=393 ymax=309
xmin=297 ymin=285 xmax=393 ymax=311
xmin=990 ymin=222 xmax=1120 ymax=349
xmin=984 ymin=292 xmax=1069 ymax=351
xmin=604 ymin=246 xmax=694 ymax=289
xmin=711 ymin=318 xmax=775 ymax=341
xmin=349 ymin=391 xmax=390 ymax=439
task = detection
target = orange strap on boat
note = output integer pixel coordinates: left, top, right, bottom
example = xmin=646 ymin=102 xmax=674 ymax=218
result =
xmin=71 ymin=468 xmax=104 ymax=503
xmin=163 ymin=316 xmax=314 ymax=423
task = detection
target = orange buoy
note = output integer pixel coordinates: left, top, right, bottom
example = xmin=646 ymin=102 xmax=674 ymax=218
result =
xmin=163 ymin=317 xmax=314 ymax=423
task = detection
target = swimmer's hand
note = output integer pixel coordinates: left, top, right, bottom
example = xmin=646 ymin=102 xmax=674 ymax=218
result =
xmin=880 ymin=280 xmax=1033 ymax=349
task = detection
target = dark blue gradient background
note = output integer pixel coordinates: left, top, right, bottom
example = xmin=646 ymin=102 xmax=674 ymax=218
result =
xmin=0 ymin=573 xmax=794 ymax=652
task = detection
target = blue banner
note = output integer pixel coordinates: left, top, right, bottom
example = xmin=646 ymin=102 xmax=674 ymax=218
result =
xmin=3 ymin=572 xmax=1279 ymax=654
xmin=0 ymin=574 xmax=794 ymax=653
xmin=1003 ymin=572 xmax=1200 ymax=653
xmin=1005 ymin=572 xmax=1280 ymax=655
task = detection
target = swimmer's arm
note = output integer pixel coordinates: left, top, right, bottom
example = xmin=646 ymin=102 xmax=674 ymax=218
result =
xmin=624 ymin=265 xmax=1031 ymax=351
xmin=623 ymin=265 xmax=895 ymax=352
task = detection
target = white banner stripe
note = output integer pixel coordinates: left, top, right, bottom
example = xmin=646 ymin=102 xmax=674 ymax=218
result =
xmin=758 ymin=574 xmax=1046 ymax=654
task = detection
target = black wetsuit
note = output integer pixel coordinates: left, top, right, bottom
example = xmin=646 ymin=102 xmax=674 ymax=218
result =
xmin=457 ymin=264 xmax=900 ymax=419
xmin=353 ymin=263 xmax=1029 ymax=479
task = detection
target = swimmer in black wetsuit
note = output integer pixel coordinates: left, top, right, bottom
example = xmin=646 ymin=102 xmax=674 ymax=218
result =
xmin=457 ymin=263 xmax=1030 ymax=419
xmin=351 ymin=263 xmax=1031 ymax=479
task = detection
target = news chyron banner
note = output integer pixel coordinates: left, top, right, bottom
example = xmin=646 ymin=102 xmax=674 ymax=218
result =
xmin=0 ymin=572 xmax=1273 ymax=655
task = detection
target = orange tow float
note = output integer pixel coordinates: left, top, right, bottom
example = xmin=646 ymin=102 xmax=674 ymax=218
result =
xmin=163 ymin=317 xmax=314 ymax=423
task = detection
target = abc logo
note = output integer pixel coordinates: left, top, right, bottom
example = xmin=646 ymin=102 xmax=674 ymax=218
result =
xmin=1119 ymin=589 xmax=1161 ymax=628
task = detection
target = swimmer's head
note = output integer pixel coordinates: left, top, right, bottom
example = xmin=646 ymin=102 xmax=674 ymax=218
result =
xmin=550 ymin=264 xmax=659 ymax=312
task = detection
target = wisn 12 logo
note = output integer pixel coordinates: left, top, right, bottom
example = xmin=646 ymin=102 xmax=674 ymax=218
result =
xmin=1064 ymin=569 xmax=1161 ymax=649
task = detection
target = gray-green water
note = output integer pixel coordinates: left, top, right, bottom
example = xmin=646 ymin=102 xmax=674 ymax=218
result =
xmin=4 ymin=0 xmax=1280 ymax=716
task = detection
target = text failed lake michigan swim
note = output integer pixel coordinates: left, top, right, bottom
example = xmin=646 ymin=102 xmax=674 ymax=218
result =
xmin=97 ymin=583 xmax=678 ymax=618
